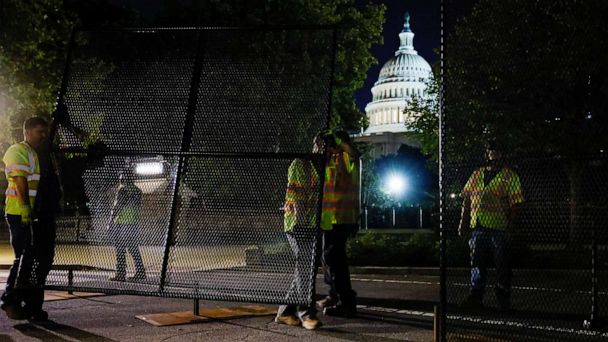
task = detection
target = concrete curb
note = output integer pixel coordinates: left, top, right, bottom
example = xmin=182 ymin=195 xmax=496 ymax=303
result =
xmin=0 ymin=263 xmax=443 ymax=276
xmin=348 ymin=266 xmax=440 ymax=276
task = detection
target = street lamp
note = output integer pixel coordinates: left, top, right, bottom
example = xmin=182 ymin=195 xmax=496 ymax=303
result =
xmin=384 ymin=173 xmax=408 ymax=227
xmin=386 ymin=174 xmax=407 ymax=196
xmin=134 ymin=159 xmax=167 ymax=194
xmin=135 ymin=162 xmax=164 ymax=176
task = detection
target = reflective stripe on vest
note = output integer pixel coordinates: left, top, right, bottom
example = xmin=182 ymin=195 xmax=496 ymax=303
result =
xmin=463 ymin=167 xmax=524 ymax=230
xmin=284 ymin=159 xmax=319 ymax=232
xmin=321 ymin=152 xmax=359 ymax=230
xmin=3 ymin=142 xmax=40 ymax=214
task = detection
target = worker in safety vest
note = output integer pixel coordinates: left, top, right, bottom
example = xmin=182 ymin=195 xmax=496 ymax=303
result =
xmin=1 ymin=117 xmax=49 ymax=320
xmin=108 ymin=167 xmax=145 ymax=282
xmin=275 ymin=134 xmax=327 ymax=330
xmin=458 ymin=140 xmax=524 ymax=311
xmin=317 ymin=130 xmax=360 ymax=318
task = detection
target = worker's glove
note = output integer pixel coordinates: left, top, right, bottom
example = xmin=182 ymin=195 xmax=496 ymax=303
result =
xmin=334 ymin=135 xmax=343 ymax=146
xmin=19 ymin=204 xmax=32 ymax=225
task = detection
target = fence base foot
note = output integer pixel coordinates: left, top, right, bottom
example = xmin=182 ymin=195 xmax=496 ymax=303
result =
xmin=583 ymin=318 xmax=608 ymax=332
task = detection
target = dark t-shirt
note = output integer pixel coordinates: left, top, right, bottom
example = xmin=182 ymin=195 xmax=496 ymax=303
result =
xmin=35 ymin=150 xmax=62 ymax=218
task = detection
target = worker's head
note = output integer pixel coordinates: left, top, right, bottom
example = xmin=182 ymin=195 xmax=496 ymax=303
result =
xmin=313 ymin=132 xmax=337 ymax=154
xmin=333 ymin=130 xmax=351 ymax=146
xmin=23 ymin=116 xmax=49 ymax=149
xmin=119 ymin=168 xmax=135 ymax=185
xmin=485 ymin=140 xmax=503 ymax=163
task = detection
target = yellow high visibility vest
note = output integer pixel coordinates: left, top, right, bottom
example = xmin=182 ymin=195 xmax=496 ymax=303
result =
xmin=113 ymin=184 xmax=142 ymax=225
xmin=284 ymin=158 xmax=319 ymax=232
xmin=321 ymin=152 xmax=359 ymax=230
xmin=462 ymin=167 xmax=524 ymax=230
xmin=3 ymin=142 xmax=40 ymax=214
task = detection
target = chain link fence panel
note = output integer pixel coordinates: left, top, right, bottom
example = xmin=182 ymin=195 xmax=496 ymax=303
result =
xmin=441 ymin=0 xmax=608 ymax=340
xmin=44 ymin=28 xmax=334 ymax=305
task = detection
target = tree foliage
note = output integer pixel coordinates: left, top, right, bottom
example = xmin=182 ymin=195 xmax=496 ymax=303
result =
xmin=404 ymin=62 xmax=440 ymax=164
xmin=448 ymin=0 xmax=607 ymax=159
xmin=156 ymin=0 xmax=385 ymax=130
xmin=0 ymin=0 xmax=138 ymax=151
xmin=409 ymin=0 xmax=608 ymax=241
xmin=0 ymin=0 xmax=77 ymax=150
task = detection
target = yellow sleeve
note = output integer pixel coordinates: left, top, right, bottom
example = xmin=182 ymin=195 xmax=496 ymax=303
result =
xmin=3 ymin=144 xmax=30 ymax=179
xmin=507 ymin=170 xmax=524 ymax=205
xmin=286 ymin=159 xmax=306 ymax=202
xmin=462 ymin=169 xmax=480 ymax=197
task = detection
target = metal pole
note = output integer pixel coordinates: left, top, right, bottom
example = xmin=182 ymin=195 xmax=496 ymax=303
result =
xmin=419 ymin=205 xmax=423 ymax=228
xmin=392 ymin=207 xmax=396 ymax=228
xmin=439 ymin=0 xmax=447 ymax=340
xmin=365 ymin=206 xmax=368 ymax=230
xmin=193 ymin=298 xmax=200 ymax=316
xmin=311 ymin=27 xmax=338 ymax=309
xmin=584 ymin=215 xmax=602 ymax=330
xmin=359 ymin=156 xmax=363 ymax=224
xmin=159 ymin=30 xmax=206 ymax=293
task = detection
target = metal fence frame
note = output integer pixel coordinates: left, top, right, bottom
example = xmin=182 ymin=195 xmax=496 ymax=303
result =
xmin=438 ymin=1 xmax=608 ymax=340
xmin=44 ymin=27 xmax=337 ymax=305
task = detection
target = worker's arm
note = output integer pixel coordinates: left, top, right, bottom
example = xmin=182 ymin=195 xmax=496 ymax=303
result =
xmin=506 ymin=170 xmax=524 ymax=230
xmin=342 ymin=143 xmax=360 ymax=160
xmin=507 ymin=203 xmax=520 ymax=230
xmin=458 ymin=196 xmax=471 ymax=237
xmin=13 ymin=176 xmax=32 ymax=223
xmin=109 ymin=187 xmax=124 ymax=222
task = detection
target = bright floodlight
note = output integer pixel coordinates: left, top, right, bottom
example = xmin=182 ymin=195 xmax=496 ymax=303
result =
xmin=135 ymin=162 xmax=164 ymax=176
xmin=386 ymin=173 xmax=407 ymax=196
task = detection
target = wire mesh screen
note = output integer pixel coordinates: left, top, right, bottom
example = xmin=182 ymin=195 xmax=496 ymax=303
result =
xmin=164 ymin=157 xmax=323 ymax=303
xmin=192 ymin=30 xmax=332 ymax=154
xmin=46 ymin=28 xmax=334 ymax=304
xmin=441 ymin=0 xmax=608 ymax=340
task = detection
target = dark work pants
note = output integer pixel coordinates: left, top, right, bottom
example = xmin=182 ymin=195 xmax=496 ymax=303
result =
xmin=110 ymin=223 xmax=145 ymax=276
xmin=20 ymin=216 xmax=56 ymax=312
xmin=469 ymin=228 xmax=512 ymax=298
xmin=322 ymin=224 xmax=357 ymax=307
xmin=2 ymin=215 xmax=56 ymax=311
xmin=2 ymin=215 xmax=29 ymax=306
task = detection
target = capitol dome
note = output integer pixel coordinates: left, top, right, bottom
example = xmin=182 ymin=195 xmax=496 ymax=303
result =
xmin=363 ymin=12 xmax=432 ymax=136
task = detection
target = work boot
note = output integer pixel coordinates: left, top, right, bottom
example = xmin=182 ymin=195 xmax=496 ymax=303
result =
xmin=460 ymin=293 xmax=484 ymax=311
xmin=1 ymin=302 xmax=27 ymax=320
xmin=301 ymin=316 xmax=322 ymax=330
xmin=127 ymin=272 xmax=146 ymax=282
xmin=109 ymin=273 xmax=126 ymax=282
xmin=316 ymin=296 xmax=338 ymax=310
xmin=275 ymin=314 xmax=300 ymax=326
xmin=24 ymin=307 xmax=49 ymax=321
xmin=323 ymin=304 xmax=357 ymax=318
xmin=495 ymin=287 xmax=511 ymax=312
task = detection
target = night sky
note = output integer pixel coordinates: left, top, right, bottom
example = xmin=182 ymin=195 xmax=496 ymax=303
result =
xmin=356 ymin=0 xmax=440 ymax=112
xmin=111 ymin=0 xmax=441 ymax=113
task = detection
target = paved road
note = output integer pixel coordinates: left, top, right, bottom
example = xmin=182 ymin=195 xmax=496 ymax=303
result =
xmin=0 ymin=270 xmax=438 ymax=341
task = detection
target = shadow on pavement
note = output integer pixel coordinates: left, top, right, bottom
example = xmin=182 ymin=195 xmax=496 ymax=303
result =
xmin=315 ymin=325 xmax=417 ymax=342
xmin=14 ymin=321 xmax=116 ymax=342
xmin=0 ymin=334 xmax=16 ymax=342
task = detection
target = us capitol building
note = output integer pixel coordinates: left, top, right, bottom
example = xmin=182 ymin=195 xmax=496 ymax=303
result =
xmin=354 ymin=12 xmax=433 ymax=157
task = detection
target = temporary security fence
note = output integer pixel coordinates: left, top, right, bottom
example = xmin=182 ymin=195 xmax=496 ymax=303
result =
xmin=44 ymin=27 xmax=335 ymax=306
xmin=440 ymin=0 xmax=608 ymax=341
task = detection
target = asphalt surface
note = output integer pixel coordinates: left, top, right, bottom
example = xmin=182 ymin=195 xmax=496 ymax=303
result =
xmin=0 ymin=270 xmax=439 ymax=341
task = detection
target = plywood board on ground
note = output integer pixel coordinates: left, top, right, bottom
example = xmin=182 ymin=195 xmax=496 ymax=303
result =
xmin=136 ymin=305 xmax=276 ymax=326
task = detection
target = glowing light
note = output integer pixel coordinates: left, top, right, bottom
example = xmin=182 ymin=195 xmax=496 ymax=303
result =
xmin=135 ymin=162 xmax=164 ymax=176
xmin=385 ymin=173 xmax=408 ymax=197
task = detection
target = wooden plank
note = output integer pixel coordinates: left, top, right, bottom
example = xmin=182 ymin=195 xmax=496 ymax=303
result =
xmin=136 ymin=305 xmax=276 ymax=327
xmin=44 ymin=291 xmax=104 ymax=301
